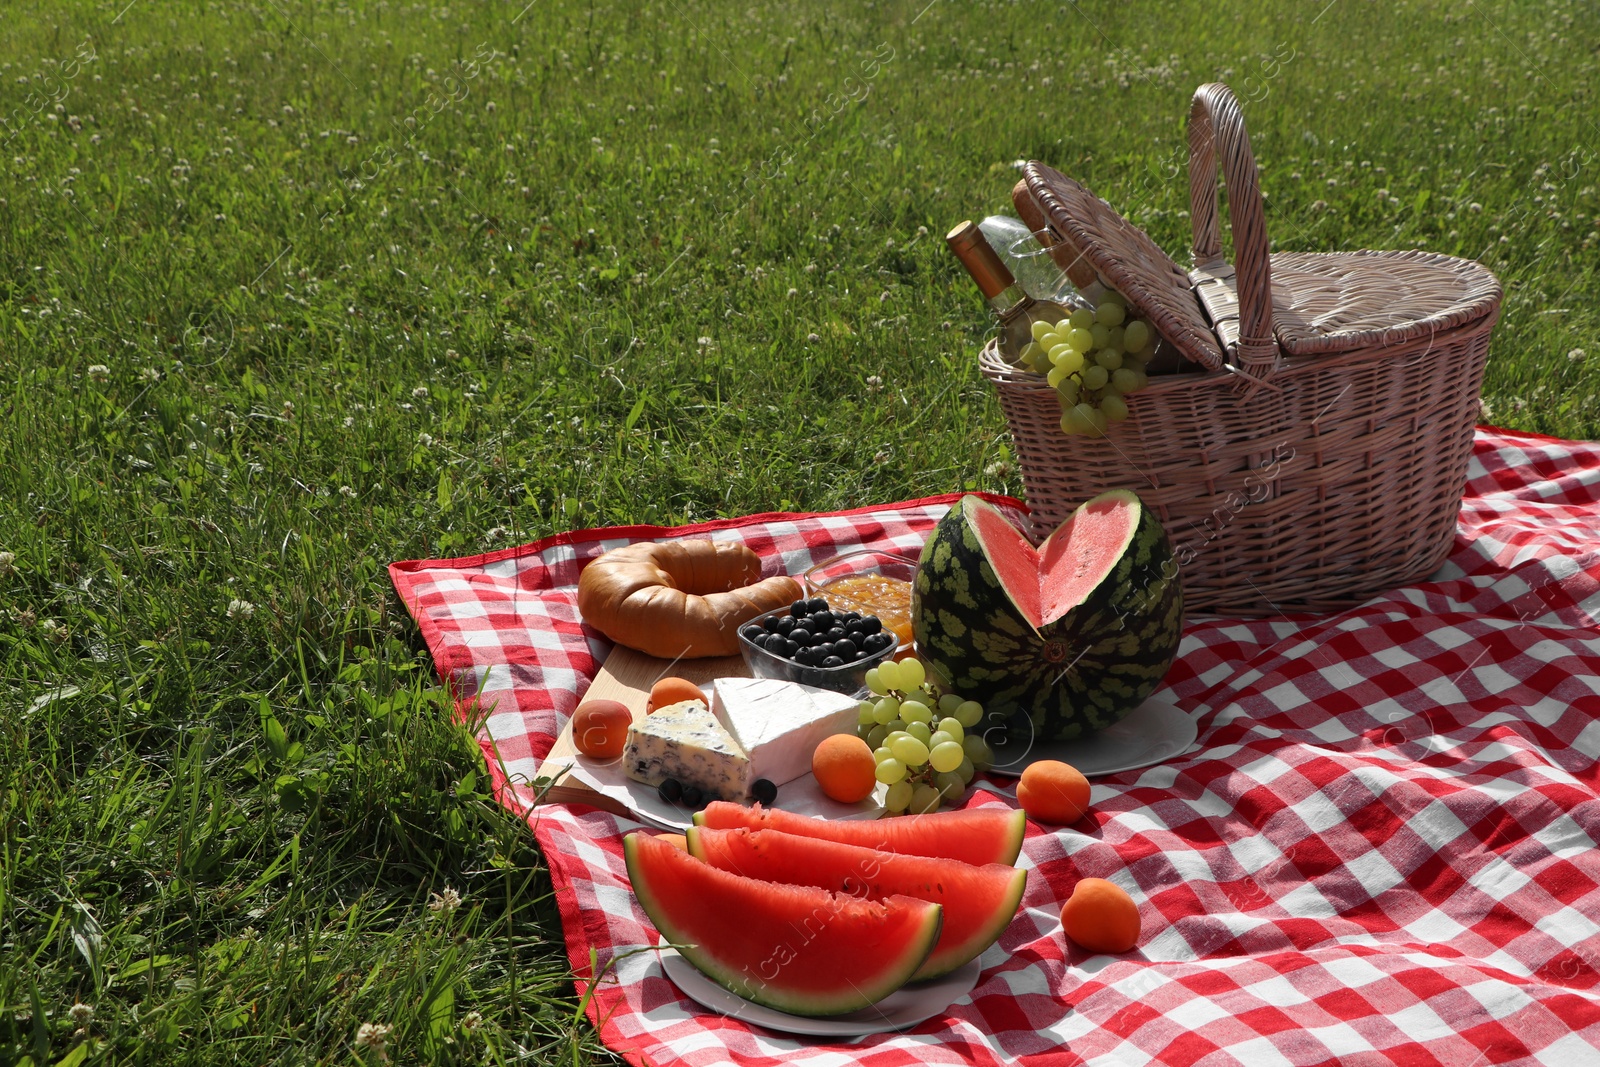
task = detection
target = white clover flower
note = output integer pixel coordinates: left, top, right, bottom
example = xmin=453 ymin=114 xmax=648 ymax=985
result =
xmin=69 ymin=1003 xmax=93 ymax=1028
xmin=1569 ymin=348 xmax=1586 ymax=362
xmin=806 ymin=333 xmax=821 ymax=343
xmin=139 ymin=366 xmax=160 ymax=382
xmin=354 ymin=1022 xmax=392 ymax=1060
xmin=339 ymin=485 xmax=357 ymax=499
xmin=428 ymin=886 xmax=462 ymax=913
xmin=461 ymin=1010 xmax=484 ymax=1031
xmin=865 ymin=375 xmax=884 ymax=394
xmin=0 ymin=551 xmax=13 ymax=575
xmin=412 ymin=385 xmax=429 ymax=398
xmin=227 ymin=598 xmax=255 ymax=618
xmin=697 ymin=336 xmax=712 ymax=347
xmin=87 ymin=364 xmax=110 ymax=380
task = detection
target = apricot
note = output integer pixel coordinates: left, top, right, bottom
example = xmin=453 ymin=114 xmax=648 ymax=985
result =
xmin=647 ymin=676 xmax=705 ymax=714
xmin=811 ymin=733 xmax=877 ymax=804
xmin=1061 ymin=877 xmax=1141 ymax=954
xmin=1017 ymin=760 xmax=1090 ymax=824
xmin=572 ymin=699 xmax=631 ymax=759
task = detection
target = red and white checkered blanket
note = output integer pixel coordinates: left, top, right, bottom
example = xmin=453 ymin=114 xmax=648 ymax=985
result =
xmin=390 ymin=427 xmax=1600 ymax=1067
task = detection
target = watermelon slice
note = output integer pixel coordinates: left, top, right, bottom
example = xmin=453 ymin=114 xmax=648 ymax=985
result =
xmin=623 ymin=832 xmax=942 ymax=1016
xmin=694 ymin=802 xmax=1026 ymax=867
xmin=689 ymin=827 xmax=1026 ymax=980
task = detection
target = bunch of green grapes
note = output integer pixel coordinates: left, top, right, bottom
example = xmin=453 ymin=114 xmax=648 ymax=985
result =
xmin=1015 ymin=291 xmax=1156 ymax=437
xmin=852 ymin=656 xmax=995 ymax=815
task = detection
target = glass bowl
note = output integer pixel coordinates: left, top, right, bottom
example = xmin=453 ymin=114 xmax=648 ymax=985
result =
xmin=736 ymin=602 xmax=899 ymax=697
xmin=801 ymin=549 xmax=919 ymax=653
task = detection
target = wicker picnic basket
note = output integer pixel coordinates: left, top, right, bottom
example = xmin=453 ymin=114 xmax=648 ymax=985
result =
xmin=985 ymin=83 xmax=1502 ymax=615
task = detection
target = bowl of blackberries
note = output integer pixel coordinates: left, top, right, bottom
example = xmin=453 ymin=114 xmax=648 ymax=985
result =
xmin=738 ymin=597 xmax=900 ymax=695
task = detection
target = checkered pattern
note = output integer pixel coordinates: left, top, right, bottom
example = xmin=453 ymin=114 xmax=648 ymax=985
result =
xmin=390 ymin=430 xmax=1600 ymax=1067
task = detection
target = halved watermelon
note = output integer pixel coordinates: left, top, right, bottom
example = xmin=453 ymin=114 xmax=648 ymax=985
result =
xmin=694 ymin=802 xmax=1026 ymax=867
xmin=623 ymin=832 xmax=942 ymax=1016
xmin=689 ymin=827 xmax=1026 ymax=980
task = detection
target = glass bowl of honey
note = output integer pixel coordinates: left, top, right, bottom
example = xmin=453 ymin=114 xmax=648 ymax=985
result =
xmin=801 ymin=549 xmax=919 ymax=652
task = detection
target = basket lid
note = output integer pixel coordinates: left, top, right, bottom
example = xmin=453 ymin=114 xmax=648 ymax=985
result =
xmin=1023 ymin=162 xmax=1225 ymax=370
xmin=1268 ymin=250 xmax=1503 ymax=356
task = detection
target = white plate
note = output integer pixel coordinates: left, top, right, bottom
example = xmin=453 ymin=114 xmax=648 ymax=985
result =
xmin=981 ymin=694 xmax=1198 ymax=778
xmin=659 ymin=948 xmax=981 ymax=1036
xmin=560 ymin=754 xmax=884 ymax=831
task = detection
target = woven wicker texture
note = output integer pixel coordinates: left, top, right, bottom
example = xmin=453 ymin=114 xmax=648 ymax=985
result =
xmin=988 ymin=83 xmax=1501 ymax=614
xmin=1023 ymin=162 xmax=1225 ymax=370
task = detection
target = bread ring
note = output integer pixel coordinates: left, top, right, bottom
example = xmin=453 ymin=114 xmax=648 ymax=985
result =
xmin=576 ymin=539 xmax=802 ymax=659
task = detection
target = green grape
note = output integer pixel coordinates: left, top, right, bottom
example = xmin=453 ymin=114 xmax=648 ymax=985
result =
xmin=898 ymin=657 xmax=927 ymax=690
xmin=956 ymin=757 xmax=976 ymax=784
xmin=1101 ymin=289 xmax=1128 ymax=307
xmin=866 ymin=724 xmax=890 ymax=749
xmin=1095 ymin=348 xmax=1122 ymax=370
xmin=906 ymin=720 xmax=933 ymax=745
xmin=1030 ymin=319 xmax=1057 ymax=343
xmin=875 ymin=659 xmax=903 ymax=692
xmin=1111 ymin=367 xmax=1139 ymax=393
xmin=1052 ymin=346 xmax=1085 ymax=375
xmin=884 ymin=719 xmax=906 ymax=735
xmin=1053 ymin=318 xmax=1074 ymax=334
xmin=1056 ymin=378 xmax=1080 ymax=405
xmin=872 ymin=696 xmax=901 ymax=725
xmin=955 ymin=700 xmax=984 ymax=729
xmin=1102 ymin=394 xmax=1130 ymax=422
xmin=857 ymin=702 xmax=877 ymax=727
xmin=1069 ymin=307 xmax=1096 ymax=330
xmin=937 ymin=717 xmax=965 ymax=742
xmin=899 ymin=700 xmax=932 ymax=725
xmin=1046 ymin=365 xmax=1069 ymax=389
xmin=1106 ymin=325 xmax=1125 ymax=350
xmin=1082 ymin=365 xmax=1109 ymax=391
xmin=1065 ymin=327 xmax=1094 ymax=352
xmin=1095 ymin=301 xmax=1127 ymax=327
xmin=1059 ymin=409 xmax=1084 ymax=436
xmin=875 ymin=757 xmax=907 ymax=785
xmin=938 ymin=693 xmax=964 ymax=715
xmin=884 ymin=779 xmax=914 ymax=813
xmin=1088 ymin=407 xmax=1110 ymax=436
xmin=1131 ymin=368 xmax=1150 ymax=389
xmin=933 ymin=770 xmax=966 ymax=801
xmin=884 ymin=730 xmax=910 ymax=749
xmin=874 ymin=745 xmax=893 ymax=761
xmin=928 ymin=730 xmax=955 ymax=750
xmin=1123 ymin=319 xmax=1150 ymax=352
xmin=891 ymin=735 xmax=930 ymax=767
xmin=910 ymin=783 xmax=943 ymax=814
xmin=1072 ymin=402 xmax=1099 ymax=432
xmin=963 ymin=735 xmax=993 ymax=768
xmin=865 ymin=668 xmax=888 ymax=696
xmin=1090 ymin=323 xmax=1110 ymax=349
xmin=929 ymin=740 xmax=966 ymax=773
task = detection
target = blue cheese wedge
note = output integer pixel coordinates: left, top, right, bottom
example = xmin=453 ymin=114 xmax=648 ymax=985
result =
xmin=711 ymin=678 xmax=861 ymax=788
xmin=622 ymin=699 xmax=753 ymax=801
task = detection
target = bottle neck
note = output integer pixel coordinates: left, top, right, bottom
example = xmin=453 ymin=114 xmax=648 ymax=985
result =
xmin=990 ymin=284 xmax=1030 ymax=318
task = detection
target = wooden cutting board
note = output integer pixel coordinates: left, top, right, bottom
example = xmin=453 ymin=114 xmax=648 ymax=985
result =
xmin=531 ymin=646 xmax=751 ymax=816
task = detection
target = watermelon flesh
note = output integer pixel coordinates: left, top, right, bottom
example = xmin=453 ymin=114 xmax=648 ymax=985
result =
xmin=973 ymin=492 xmax=1139 ymax=628
xmin=689 ymin=827 xmax=1026 ymax=980
xmin=694 ymin=802 xmax=1026 ymax=867
xmin=623 ymin=832 xmax=942 ymax=1016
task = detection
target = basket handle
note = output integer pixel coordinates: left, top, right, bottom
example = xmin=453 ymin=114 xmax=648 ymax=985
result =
xmin=1188 ymin=83 xmax=1278 ymax=381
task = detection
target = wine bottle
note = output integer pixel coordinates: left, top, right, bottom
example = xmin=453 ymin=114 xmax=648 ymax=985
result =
xmin=946 ymin=220 xmax=1078 ymax=366
xmin=978 ymin=215 xmax=1079 ymax=304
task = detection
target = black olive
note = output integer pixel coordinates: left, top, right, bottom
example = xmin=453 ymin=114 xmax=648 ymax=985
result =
xmin=657 ymin=778 xmax=683 ymax=803
xmin=751 ymin=779 xmax=778 ymax=805
xmin=790 ymin=600 xmax=809 ymax=618
xmin=806 ymin=597 xmax=828 ymax=614
xmin=821 ymin=655 xmax=845 ymax=668
xmin=775 ymin=615 xmax=796 ymax=635
xmin=833 ymin=638 xmax=858 ymax=659
xmin=680 ymin=785 xmax=704 ymax=807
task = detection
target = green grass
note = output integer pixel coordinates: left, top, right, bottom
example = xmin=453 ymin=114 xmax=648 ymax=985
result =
xmin=2 ymin=0 xmax=1596 ymax=1062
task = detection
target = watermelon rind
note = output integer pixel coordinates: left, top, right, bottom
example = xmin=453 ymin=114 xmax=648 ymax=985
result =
xmin=687 ymin=827 xmax=1028 ymax=981
xmin=623 ymin=832 xmax=943 ymax=1016
xmin=913 ymin=490 xmax=1184 ymax=743
xmin=693 ymin=802 xmax=1027 ymax=868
